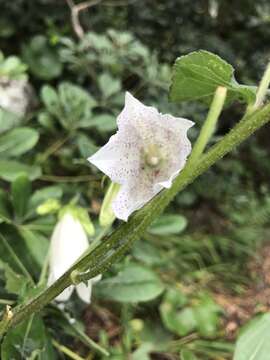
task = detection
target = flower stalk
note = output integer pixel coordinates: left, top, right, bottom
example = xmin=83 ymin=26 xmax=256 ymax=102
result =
xmin=189 ymin=86 xmax=227 ymax=165
xmin=1 ymin=101 xmax=270 ymax=337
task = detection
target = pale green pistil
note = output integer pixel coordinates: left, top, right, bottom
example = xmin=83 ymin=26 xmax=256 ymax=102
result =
xmin=144 ymin=143 xmax=163 ymax=168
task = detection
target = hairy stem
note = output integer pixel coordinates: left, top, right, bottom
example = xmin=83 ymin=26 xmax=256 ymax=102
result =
xmin=1 ymin=102 xmax=270 ymax=336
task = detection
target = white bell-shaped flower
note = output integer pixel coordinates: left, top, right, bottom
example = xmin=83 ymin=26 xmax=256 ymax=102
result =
xmin=48 ymin=212 xmax=100 ymax=303
xmin=88 ymin=92 xmax=194 ymax=221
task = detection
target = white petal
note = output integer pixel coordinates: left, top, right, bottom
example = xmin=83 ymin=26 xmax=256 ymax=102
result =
xmin=76 ymin=282 xmax=92 ymax=304
xmin=117 ymin=92 xmax=159 ymax=129
xmin=56 ymin=286 xmax=75 ymax=302
xmin=88 ymin=130 xmax=141 ymax=185
xmin=112 ymin=176 xmax=162 ymax=221
xmin=48 ymin=213 xmax=90 ymax=301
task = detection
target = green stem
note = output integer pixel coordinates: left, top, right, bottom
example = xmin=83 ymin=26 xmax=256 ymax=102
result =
xmin=52 ymin=339 xmax=85 ymax=360
xmin=253 ymin=62 xmax=270 ymax=110
xmin=1 ymin=102 xmax=270 ymax=335
xmin=189 ymin=86 xmax=227 ymax=165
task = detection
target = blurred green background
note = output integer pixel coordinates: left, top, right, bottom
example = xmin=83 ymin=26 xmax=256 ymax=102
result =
xmin=1 ymin=1 xmax=270 ymax=359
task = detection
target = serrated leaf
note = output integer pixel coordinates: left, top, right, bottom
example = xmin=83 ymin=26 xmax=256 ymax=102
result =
xmin=96 ymin=263 xmax=165 ymax=303
xmin=0 ymin=160 xmax=41 ymax=181
xmin=170 ymin=50 xmax=256 ymax=105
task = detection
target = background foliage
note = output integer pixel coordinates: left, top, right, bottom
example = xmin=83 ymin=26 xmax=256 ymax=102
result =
xmin=1 ymin=1 xmax=270 ymax=359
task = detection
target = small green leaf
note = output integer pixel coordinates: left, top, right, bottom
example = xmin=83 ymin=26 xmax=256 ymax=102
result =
xmin=0 ymin=160 xmax=41 ymax=181
xmin=98 ymin=73 xmax=121 ymax=98
xmin=170 ymin=50 xmax=256 ymax=105
xmin=149 ymin=214 xmax=187 ymax=235
xmin=96 ymin=263 xmax=165 ymax=303
xmin=234 ymin=314 xmax=270 ymax=360
xmin=11 ymin=175 xmax=31 ymax=218
xmin=160 ymin=300 xmax=196 ymax=337
xmin=0 ymin=127 xmax=39 ymax=158
xmin=91 ymin=114 xmax=116 ymax=132
xmin=2 ymin=263 xmax=29 ymax=295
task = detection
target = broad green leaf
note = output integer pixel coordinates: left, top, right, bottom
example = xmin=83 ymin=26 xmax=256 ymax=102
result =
xmin=234 ymin=314 xmax=270 ymax=360
xmin=96 ymin=263 xmax=165 ymax=303
xmin=170 ymin=50 xmax=256 ymax=105
xmin=132 ymin=241 xmax=166 ymax=266
xmin=11 ymin=175 xmax=31 ymax=218
xmin=0 ymin=127 xmax=39 ymax=158
xmin=1 ymin=315 xmax=56 ymax=360
xmin=149 ymin=214 xmax=187 ymax=235
xmin=22 ymin=35 xmax=62 ymax=80
xmin=0 ymin=108 xmax=22 ymax=134
xmin=0 ymin=189 xmax=11 ymax=222
xmin=0 ymin=160 xmax=41 ymax=181
xmin=19 ymin=228 xmax=49 ymax=268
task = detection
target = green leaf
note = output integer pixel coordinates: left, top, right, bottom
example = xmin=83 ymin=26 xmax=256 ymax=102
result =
xmin=41 ymin=85 xmax=61 ymax=118
xmin=90 ymin=114 xmax=116 ymax=132
xmin=170 ymin=50 xmax=256 ymax=105
xmin=1 ymin=315 xmax=56 ymax=360
xmin=0 ymin=160 xmax=41 ymax=181
xmin=29 ymin=185 xmax=63 ymax=211
xmin=98 ymin=73 xmax=121 ymax=98
xmin=160 ymin=289 xmax=197 ymax=337
xmin=22 ymin=35 xmax=62 ymax=80
xmin=149 ymin=214 xmax=187 ymax=235
xmin=234 ymin=314 xmax=270 ymax=360
xmin=0 ymin=127 xmax=39 ymax=158
xmin=19 ymin=228 xmax=49 ymax=268
xmin=76 ymin=133 xmax=98 ymax=157
xmin=96 ymin=263 xmax=165 ymax=303
xmin=0 ymin=189 xmax=11 ymax=222
xmin=2 ymin=262 xmax=29 ymax=295
xmin=193 ymin=294 xmax=221 ymax=337
xmin=180 ymin=349 xmax=199 ymax=360
xmin=0 ymin=108 xmax=23 ymax=134
xmin=11 ymin=175 xmax=31 ymax=218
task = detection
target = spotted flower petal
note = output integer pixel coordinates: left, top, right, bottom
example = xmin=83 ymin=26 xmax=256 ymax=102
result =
xmin=89 ymin=92 xmax=194 ymax=221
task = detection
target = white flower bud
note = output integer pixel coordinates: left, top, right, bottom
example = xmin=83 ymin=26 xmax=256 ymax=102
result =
xmin=48 ymin=212 xmax=101 ymax=303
